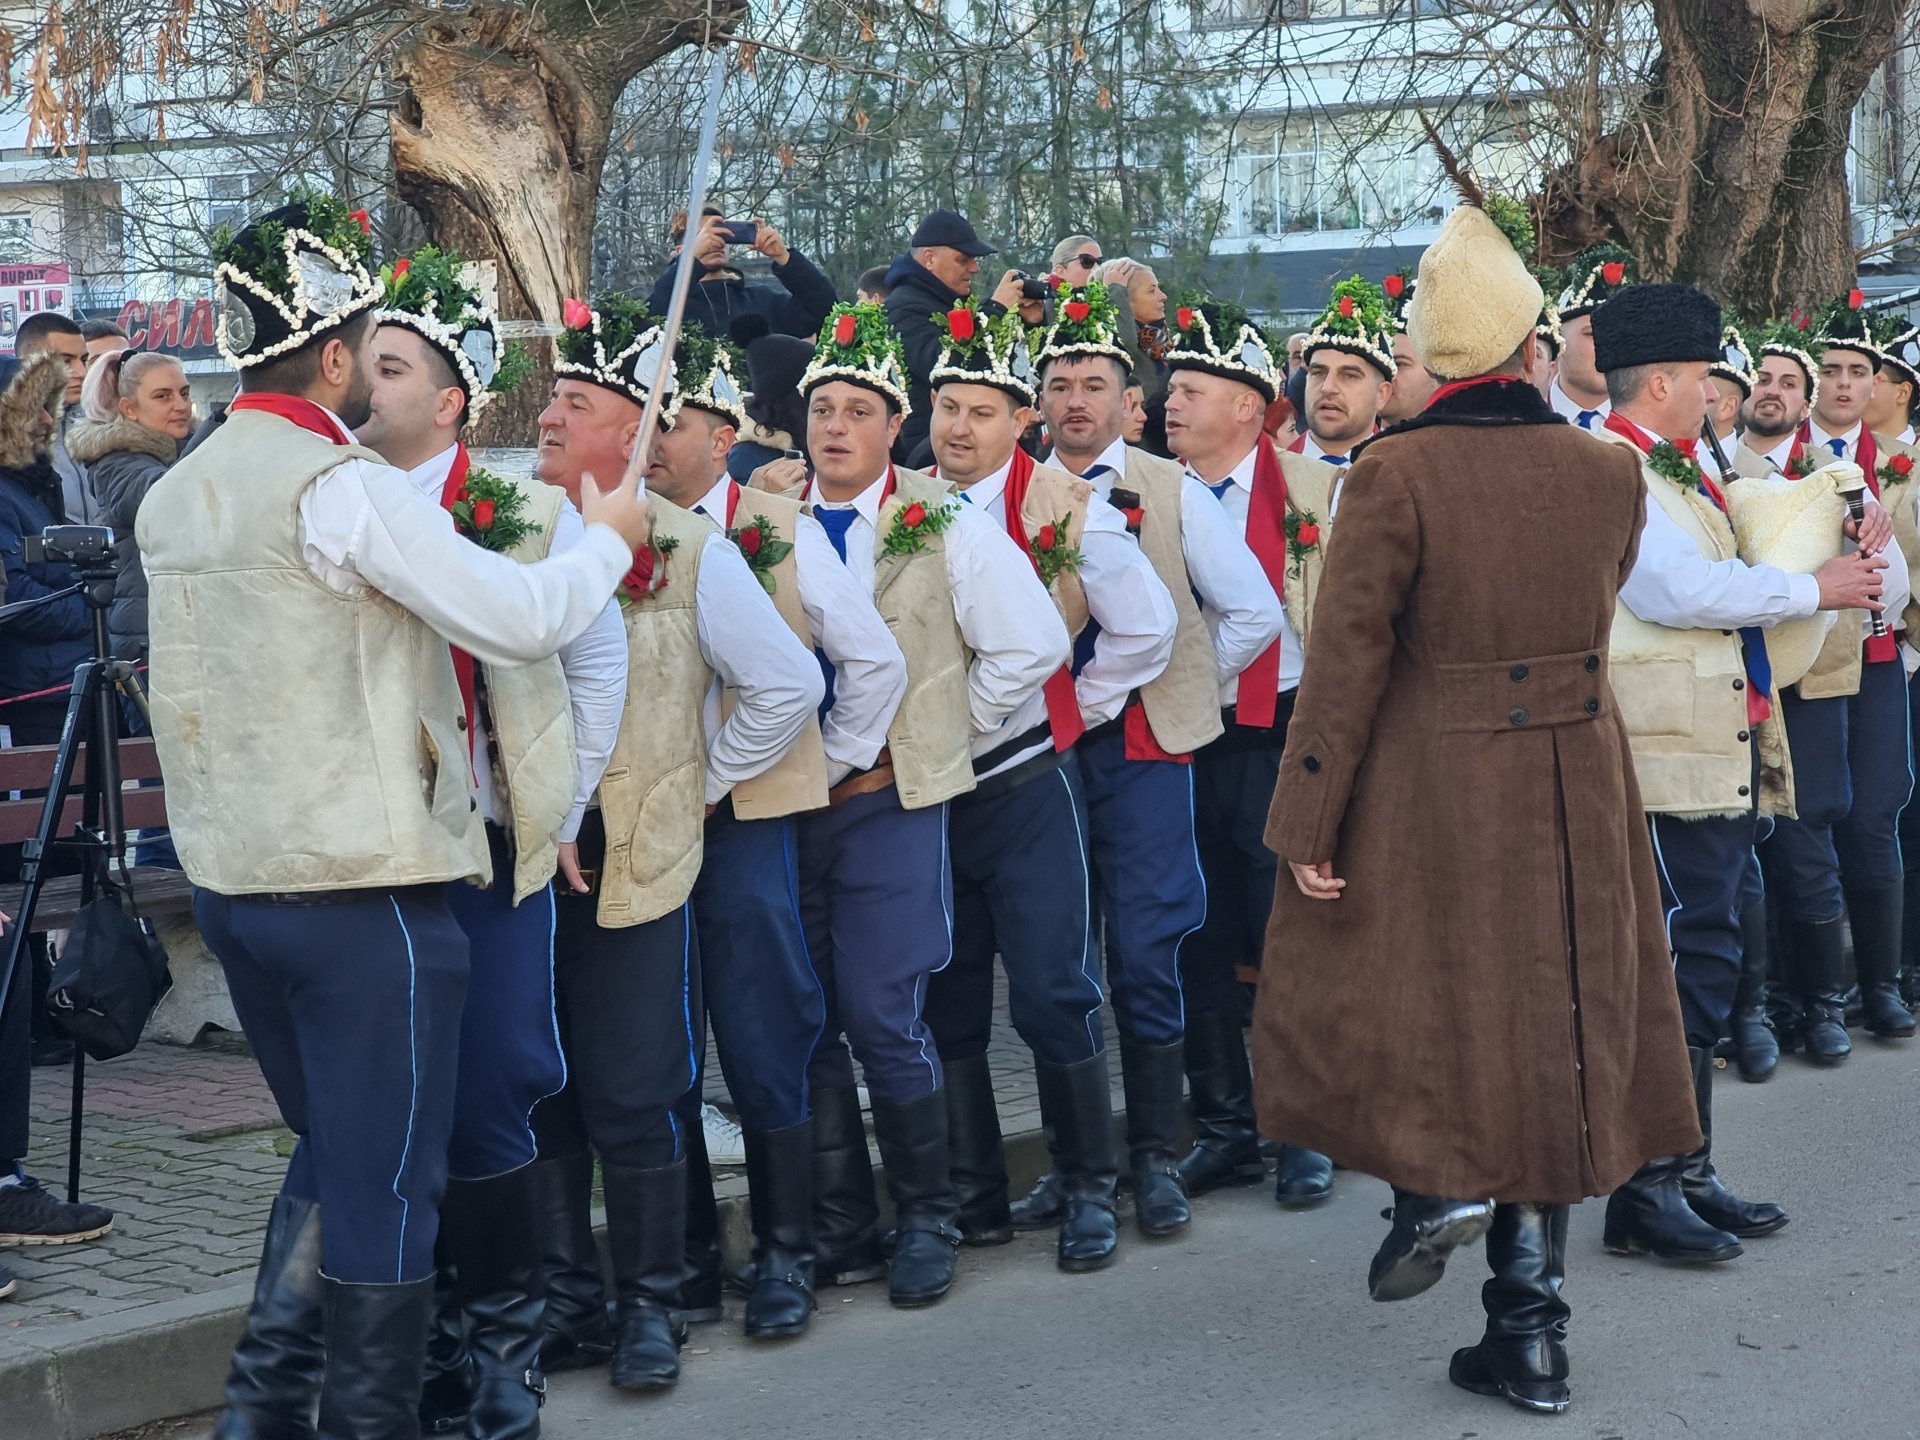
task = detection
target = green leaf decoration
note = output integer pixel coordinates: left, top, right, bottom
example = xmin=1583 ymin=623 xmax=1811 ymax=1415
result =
xmin=814 ymin=301 xmax=910 ymax=375
xmin=213 ymin=183 xmax=375 ymax=296
xmin=558 ymin=292 xmax=657 ymax=370
xmin=1482 ymin=193 xmax=1535 ymax=259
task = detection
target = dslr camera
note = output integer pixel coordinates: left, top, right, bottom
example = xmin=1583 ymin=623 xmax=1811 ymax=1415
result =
xmin=1014 ymin=273 xmax=1053 ymax=302
xmin=24 ymin=525 xmax=114 ymax=567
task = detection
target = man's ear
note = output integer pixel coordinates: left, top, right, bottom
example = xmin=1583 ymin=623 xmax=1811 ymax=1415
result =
xmin=621 ymin=419 xmax=642 ymax=460
xmin=886 ymin=410 xmax=904 ymax=445
xmin=320 ymin=336 xmax=351 ymax=385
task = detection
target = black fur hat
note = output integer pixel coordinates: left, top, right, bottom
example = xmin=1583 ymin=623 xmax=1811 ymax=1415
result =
xmin=1592 ymin=283 xmax=1722 ymax=373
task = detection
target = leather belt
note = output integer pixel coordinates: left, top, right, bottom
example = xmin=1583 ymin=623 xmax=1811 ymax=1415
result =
xmin=828 ymin=749 xmax=897 ymax=809
xmin=965 ymin=744 xmax=1066 ymax=802
xmin=250 ymin=885 xmax=438 ymax=907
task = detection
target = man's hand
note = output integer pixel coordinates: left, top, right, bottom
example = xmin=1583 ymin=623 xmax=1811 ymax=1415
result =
xmin=1814 ymin=550 xmax=1888 ymax=612
xmin=749 ymin=457 xmax=808 ymax=494
xmin=749 ymin=217 xmax=791 ymax=267
xmin=1288 ymin=859 xmax=1346 ymax=901
xmin=579 ymin=468 xmax=652 ymax=553
xmin=1844 ymin=496 xmax=1896 ymax=556
xmin=1018 ymin=296 xmax=1046 ymax=326
xmin=990 ymin=270 xmax=1027 ymax=310
xmin=557 ymin=842 xmax=592 ymax=895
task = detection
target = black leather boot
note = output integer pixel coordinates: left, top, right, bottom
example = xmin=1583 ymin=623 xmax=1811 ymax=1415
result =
xmin=531 ymin=1151 xmax=614 ymax=1374
xmin=1174 ymin=1007 xmax=1265 ymax=1196
xmin=416 ymin=1237 xmax=471 ymax=1434
xmin=1902 ymin=872 xmax=1920 ymax=1010
xmin=870 ymin=1090 xmax=962 ymax=1307
xmin=1007 ymin=1170 xmax=1067 ymax=1230
xmin=1035 ymin=1054 xmax=1121 ymax=1273
xmin=678 ymin=1109 xmax=725 ymax=1325
xmin=1847 ymin=878 xmax=1917 ymax=1039
xmin=810 ymin=1084 xmax=887 ymax=1286
xmin=601 ymin=1160 xmax=687 ymax=1392
xmin=1790 ymin=916 xmax=1853 ymax=1065
xmin=213 ymin=1192 xmax=326 ymax=1440
xmin=1119 ymin=1034 xmax=1191 ymax=1238
xmin=1275 ymin=1145 xmax=1334 ymax=1209
xmin=742 ymin=1120 xmax=816 ymax=1338
xmin=315 ymin=1274 xmax=437 ymax=1440
xmin=442 ymin=1168 xmax=548 ymax=1439
xmin=1449 ymin=1203 xmax=1571 ymax=1415
xmin=1731 ymin=901 xmax=1779 ymax=1082
xmin=942 ymin=1052 xmax=1013 ymax=1245
xmin=1603 ymin=1150 xmax=1742 ymax=1263
xmin=1676 ymin=1045 xmax=1787 ymax=1240
xmin=1367 ymin=1190 xmax=1494 ymax=1302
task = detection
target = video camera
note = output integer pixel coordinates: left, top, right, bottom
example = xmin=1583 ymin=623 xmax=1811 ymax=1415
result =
xmin=24 ymin=525 xmax=114 ymax=567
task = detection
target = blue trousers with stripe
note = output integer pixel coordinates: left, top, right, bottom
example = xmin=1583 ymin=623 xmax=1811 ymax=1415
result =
xmin=532 ymin=810 xmax=700 ymax=1169
xmin=1647 ymin=811 xmax=1756 ymax=1049
xmin=196 ymin=885 xmax=468 ymax=1284
xmin=800 ymin=785 xmax=952 ymax=1105
xmin=689 ymin=803 xmax=825 ymax=1131
xmin=1077 ymin=728 xmax=1205 ymax=1045
xmin=1188 ymin=705 xmax=1291 ymax=1015
xmin=442 ymin=825 xmax=567 ymax=1180
xmin=1768 ymin=659 xmax=1913 ymax=921
xmin=927 ymin=753 xmax=1107 ymax=1066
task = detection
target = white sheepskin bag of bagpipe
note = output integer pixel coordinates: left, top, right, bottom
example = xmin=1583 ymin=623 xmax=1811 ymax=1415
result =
xmin=1723 ymin=462 xmax=1850 ymax=688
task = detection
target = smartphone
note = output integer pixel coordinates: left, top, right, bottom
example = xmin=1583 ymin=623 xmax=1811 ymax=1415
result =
xmin=719 ymin=220 xmax=759 ymax=246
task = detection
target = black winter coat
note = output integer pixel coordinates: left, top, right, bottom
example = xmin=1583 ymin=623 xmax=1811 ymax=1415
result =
xmin=882 ymin=254 xmax=1012 ymax=466
xmin=0 ymin=356 xmax=90 ymax=703
xmin=645 ymin=252 xmax=838 ymax=344
xmin=67 ymin=417 xmax=177 ymax=660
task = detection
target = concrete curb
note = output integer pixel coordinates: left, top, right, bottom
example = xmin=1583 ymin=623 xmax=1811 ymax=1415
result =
xmin=4 ymin=1119 xmax=1069 ymax=1440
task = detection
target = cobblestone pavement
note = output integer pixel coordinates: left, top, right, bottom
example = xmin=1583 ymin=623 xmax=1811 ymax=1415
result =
xmin=2 ymin=973 xmax=1114 ymax=1339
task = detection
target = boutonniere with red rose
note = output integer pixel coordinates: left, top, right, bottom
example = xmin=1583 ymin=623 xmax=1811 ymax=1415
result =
xmin=1283 ymin=508 xmax=1322 ymax=573
xmin=1647 ymin=440 xmax=1705 ymax=493
xmin=729 ymin=514 xmax=795 ymax=594
xmin=1028 ymin=515 xmax=1082 ymax=590
xmin=1785 ymin=450 xmax=1823 ymax=480
xmin=1880 ymin=452 xmax=1915 ymax=488
xmin=619 ymin=532 xmax=681 ymax=606
xmin=449 ymin=467 xmax=543 ymax=553
xmin=881 ymin=496 xmax=959 ymax=557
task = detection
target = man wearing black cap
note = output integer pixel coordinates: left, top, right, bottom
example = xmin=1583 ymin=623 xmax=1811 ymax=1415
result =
xmin=1594 ymin=282 xmax=1882 ymax=1270
xmin=883 ymin=209 xmax=1043 ymax=466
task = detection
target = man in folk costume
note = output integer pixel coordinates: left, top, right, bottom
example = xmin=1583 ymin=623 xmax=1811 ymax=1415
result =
xmin=1873 ymin=320 xmax=1920 ymax=1007
xmin=1707 ymin=325 xmax=1756 ymax=457
xmin=919 ymin=301 xmax=1179 ymax=1269
xmin=1026 ymin=282 xmax=1282 ymax=1229
xmin=1548 ymin=245 xmax=1635 ymax=429
xmin=1160 ymin=282 xmax=1390 ymax=1213
xmin=353 ymin=247 xmax=627 ymax=1439
xmin=1379 ymin=270 xmax=1437 ymax=424
xmin=1757 ymin=296 xmax=1917 ymax=1064
xmin=140 ymin=193 xmax=649 ymax=1440
xmin=1253 ymin=202 xmax=1701 ymax=1417
xmin=793 ymin=302 xmax=1068 ymax=1307
xmin=527 ymin=293 xmax=822 ymax=1395
xmin=1530 ymin=301 xmax=1564 ymax=404
xmin=636 ymin=320 xmax=906 ymax=1340
xmin=1734 ymin=317 xmax=1822 ymax=477
xmin=1870 ymin=319 xmax=1920 ymax=447
xmin=1591 ymin=284 xmax=1894 ymax=1271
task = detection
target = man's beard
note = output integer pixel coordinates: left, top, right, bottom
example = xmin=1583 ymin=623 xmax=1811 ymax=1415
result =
xmin=336 ymin=370 xmax=375 ymax=431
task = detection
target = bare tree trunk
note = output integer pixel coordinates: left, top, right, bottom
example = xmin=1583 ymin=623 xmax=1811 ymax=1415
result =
xmin=388 ymin=0 xmax=735 ymax=445
xmin=1545 ymin=0 xmax=1905 ymax=316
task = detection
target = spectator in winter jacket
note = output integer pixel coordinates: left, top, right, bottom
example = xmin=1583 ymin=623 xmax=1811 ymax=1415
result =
xmin=12 ymin=313 xmax=100 ymax=527
xmin=646 ymin=206 xmax=837 ymax=344
xmin=0 ymin=355 xmax=91 ymax=739
xmin=856 ymin=266 xmax=891 ymax=305
xmin=66 ymin=349 xmax=194 ymax=660
xmin=727 ymin=318 xmax=814 ymax=488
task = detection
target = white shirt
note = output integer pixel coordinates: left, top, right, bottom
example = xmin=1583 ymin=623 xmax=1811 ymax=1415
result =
xmin=398 ymin=445 xmax=627 ymax=843
xmin=1185 ymin=443 xmax=1310 ymax=698
xmin=1047 ymin=436 xmax=1283 ymax=695
xmin=295 ymin=408 xmax=630 ymax=667
xmin=1900 ymin=426 xmax=1915 ymax=447
xmin=1621 ymin=499 xmax=1823 ymax=631
xmin=691 ymin=474 xmax=906 ymax=785
xmin=947 ymin=454 xmax=1175 ymax=778
xmin=1550 ymin=380 xmax=1609 ymax=429
xmin=1757 ymin=432 xmax=1796 ymax=472
xmin=1809 ymin=418 xmax=1863 ymax=461
xmin=1803 ymin=419 xmax=1913 ymax=623
xmin=806 ymin=467 xmax=1069 ymax=739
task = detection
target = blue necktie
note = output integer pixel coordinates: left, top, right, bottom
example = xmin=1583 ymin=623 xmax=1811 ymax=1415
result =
xmin=1695 ymin=481 xmax=1773 ymax=703
xmin=1577 ymin=410 xmax=1601 ymax=429
xmin=1320 ymin=452 xmax=1349 ymax=466
xmin=814 ymin=506 xmax=856 ymax=563
xmin=1828 ymin=437 xmax=1848 ymax=458
xmin=1083 ymin=463 xmax=1114 ymax=485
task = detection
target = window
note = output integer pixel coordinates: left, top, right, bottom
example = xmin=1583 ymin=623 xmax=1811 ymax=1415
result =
xmin=0 ymin=217 xmax=30 ymax=265
xmin=207 ymin=174 xmax=267 ymax=233
xmin=1223 ymin=113 xmax=1440 ymax=236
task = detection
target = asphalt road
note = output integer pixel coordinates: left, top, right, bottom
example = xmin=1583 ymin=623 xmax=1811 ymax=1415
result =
xmin=159 ymin=1040 xmax=1918 ymax=1440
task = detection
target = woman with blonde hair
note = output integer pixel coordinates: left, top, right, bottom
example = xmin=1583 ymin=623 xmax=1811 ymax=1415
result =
xmin=67 ymin=347 xmax=193 ymax=661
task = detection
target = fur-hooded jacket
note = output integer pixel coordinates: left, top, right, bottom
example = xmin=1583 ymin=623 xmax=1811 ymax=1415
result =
xmin=68 ymin=406 xmax=179 ymax=659
xmin=0 ymin=355 xmax=93 ymax=700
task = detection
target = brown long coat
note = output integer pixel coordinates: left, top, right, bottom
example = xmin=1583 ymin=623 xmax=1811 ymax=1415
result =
xmin=1254 ymin=382 xmax=1700 ymax=1204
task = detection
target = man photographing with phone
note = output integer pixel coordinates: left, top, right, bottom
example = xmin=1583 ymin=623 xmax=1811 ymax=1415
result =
xmin=646 ymin=205 xmax=839 ymax=345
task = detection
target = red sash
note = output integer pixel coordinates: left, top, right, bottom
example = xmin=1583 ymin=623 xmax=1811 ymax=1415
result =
xmin=1236 ymin=435 xmax=1290 ymax=729
xmin=227 ymin=392 xmax=354 ymax=444
xmin=999 ymin=448 xmax=1086 ymax=753
xmin=724 ymin=479 xmax=742 ymax=528
xmin=435 ymin=444 xmax=480 ymax=781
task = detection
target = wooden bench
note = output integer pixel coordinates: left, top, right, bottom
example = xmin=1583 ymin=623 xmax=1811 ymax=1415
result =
xmin=0 ymin=738 xmax=231 ymax=1043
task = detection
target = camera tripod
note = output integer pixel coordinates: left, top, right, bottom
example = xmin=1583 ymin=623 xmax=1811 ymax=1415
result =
xmin=0 ymin=527 xmax=148 ymax=1201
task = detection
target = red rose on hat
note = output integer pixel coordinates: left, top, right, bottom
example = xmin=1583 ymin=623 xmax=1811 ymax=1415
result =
xmin=1176 ymin=306 xmax=1195 ymax=330
xmin=1601 ymin=261 xmax=1625 ymax=285
xmin=351 ymin=209 xmax=372 ymax=234
xmin=1383 ymin=274 xmax=1405 ymax=299
xmin=1064 ymin=300 xmax=1091 ymax=323
xmin=947 ymin=307 xmax=976 ymax=341
xmin=1338 ymin=296 xmax=1356 ymax=318
xmin=562 ymin=297 xmax=592 ymax=330
xmin=834 ymin=312 xmax=858 ymax=346
xmin=471 ymin=499 xmax=496 ymax=530
xmin=901 ymin=501 xmax=928 ymax=528
xmin=393 ymin=258 xmax=411 ymax=281
xmin=1849 ymin=288 xmax=1866 ymax=309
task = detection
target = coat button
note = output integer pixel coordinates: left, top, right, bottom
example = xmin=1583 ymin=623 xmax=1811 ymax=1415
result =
xmin=1585 ymin=654 xmax=1600 ymax=672
xmin=1738 ymin=729 xmax=1750 ymax=742
xmin=1509 ymin=707 xmax=1529 ymax=726
xmin=1304 ymin=755 xmax=1321 ymax=773
xmin=1510 ymin=664 xmax=1530 ymax=683
xmin=1732 ymin=678 xmax=1745 ymax=691
xmin=1738 ymin=785 xmax=1751 ymax=797
xmin=1585 ymin=697 xmax=1600 ymax=715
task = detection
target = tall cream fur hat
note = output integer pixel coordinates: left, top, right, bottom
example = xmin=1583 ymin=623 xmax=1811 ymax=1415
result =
xmin=1407 ymin=205 xmax=1544 ymax=380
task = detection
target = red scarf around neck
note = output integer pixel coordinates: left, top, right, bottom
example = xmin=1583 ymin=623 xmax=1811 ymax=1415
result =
xmin=1236 ymin=435 xmax=1289 ymax=729
xmin=228 ymin=392 xmax=354 ymax=444
xmin=998 ymin=447 xmax=1086 ymax=753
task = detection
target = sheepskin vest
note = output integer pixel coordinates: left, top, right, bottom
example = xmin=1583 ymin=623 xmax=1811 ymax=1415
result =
xmin=1121 ymin=448 xmax=1226 ymax=753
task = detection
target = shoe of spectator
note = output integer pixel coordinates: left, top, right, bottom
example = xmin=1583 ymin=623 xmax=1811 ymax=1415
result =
xmin=0 ymin=1173 xmax=114 ymax=1244
xmin=0 ymin=1264 xmax=16 ymax=1299
xmin=30 ymin=1036 xmax=74 ymax=1068
xmin=702 ymin=1104 xmax=747 ymax=1166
